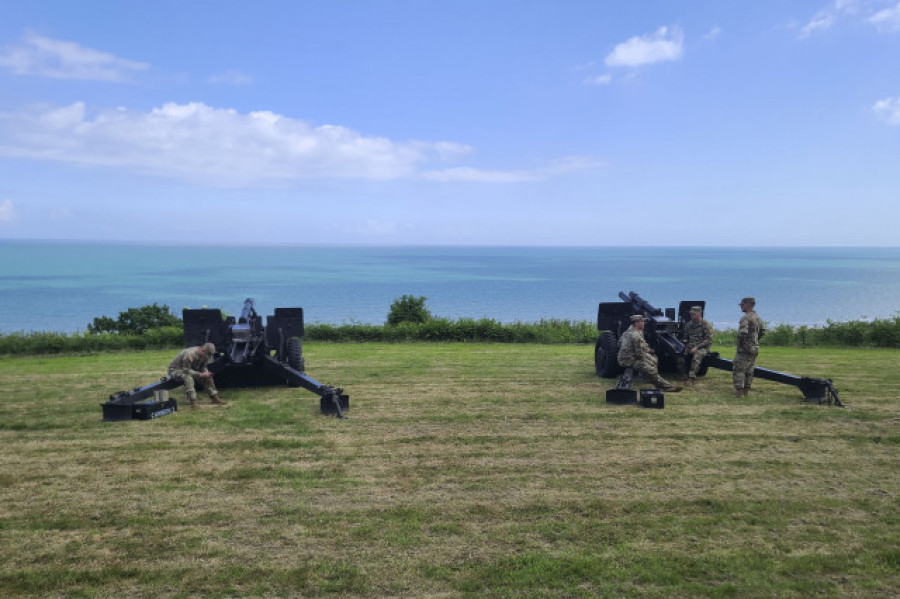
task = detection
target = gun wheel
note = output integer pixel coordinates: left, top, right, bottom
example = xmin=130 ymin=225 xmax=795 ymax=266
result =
xmin=287 ymin=337 xmax=305 ymax=372
xmin=594 ymin=331 xmax=620 ymax=378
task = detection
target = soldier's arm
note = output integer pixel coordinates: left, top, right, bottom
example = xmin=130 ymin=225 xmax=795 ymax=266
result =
xmin=738 ymin=316 xmax=749 ymax=339
xmin=699 ymin=321 xmax=713 ymax=350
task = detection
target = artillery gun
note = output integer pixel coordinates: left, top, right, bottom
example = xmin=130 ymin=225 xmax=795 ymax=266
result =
xmin=595 ymin=291 xmax=843 ymax=407
xmin=102 ymin=298 xmax=349 ymax=420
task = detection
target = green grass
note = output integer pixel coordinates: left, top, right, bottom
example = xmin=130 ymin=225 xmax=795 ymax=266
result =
xmin=0 ymin=343 xmax=897 ymax=597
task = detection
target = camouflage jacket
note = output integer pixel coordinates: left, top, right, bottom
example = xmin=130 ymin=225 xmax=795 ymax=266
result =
xmin=683 ymin=319 xmax=713 ymax=351
xmin=617 ymin=325 xmax=650 ymax=367
xmin=167 ymin=346 xmax=210 ymax=376
xmin=737 ymin=311 xmax=765 ymax=353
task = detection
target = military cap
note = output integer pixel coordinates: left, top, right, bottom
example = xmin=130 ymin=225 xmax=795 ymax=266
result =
xmin=630 ymin=314 xmax=648 ymax=322
xmin=202 ymin=342 xmax=217 ymax=355
xmin=690 ymin=305 xmax=703 ymax=313
xmin=740 ymin=297 xmax=756 ymax=307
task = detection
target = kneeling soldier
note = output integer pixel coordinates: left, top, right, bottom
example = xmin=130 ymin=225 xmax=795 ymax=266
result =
xmin=167 ymin=342 xmax=227 ymax=408
xmin=618 ymin=314 xmax=683 ymax=392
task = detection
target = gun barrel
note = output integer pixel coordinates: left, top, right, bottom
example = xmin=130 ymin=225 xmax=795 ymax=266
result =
xmin=619 ymin=291 xmax=663 ymax=317
xmin=239 ymin=298 xmax=256 ymax=322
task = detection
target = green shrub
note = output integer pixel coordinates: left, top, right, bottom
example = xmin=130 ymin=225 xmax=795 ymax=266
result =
xmin=386 ymin=295 xmax=432 ymax=326
xmin=5 ymin=310 xmax=899 ymax=355
xmin=88 ymin=303 xmax=182 ymax=335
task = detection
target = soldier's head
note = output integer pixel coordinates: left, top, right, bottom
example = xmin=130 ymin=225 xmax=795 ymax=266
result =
xmin=690 ymin=305 xmax=703 ymax=322
xmin=202 ymin=342 xmax=216 ymax=356
xmin=740 ymin=297 xmax=755 ymax=312
xmin=630 ymin=314 xmax=647 ymax=329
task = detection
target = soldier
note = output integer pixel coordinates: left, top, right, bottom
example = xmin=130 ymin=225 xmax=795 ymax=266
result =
xmin=617 ymin=314 xmax=683 ymax=392
xmin=733 ymin=297 xmax=766 ymax=397
xmin=167 ymin=342 xmax=227 ymax=408
xmin=682 ymin=305 xmax=713 ymax=386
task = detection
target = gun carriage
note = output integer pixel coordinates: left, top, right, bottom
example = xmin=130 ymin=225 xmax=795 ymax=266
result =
xmin=102 ymin=298 xmax=349 ymax=420
xmin=596 ymin=291 xmax=843 ymax=407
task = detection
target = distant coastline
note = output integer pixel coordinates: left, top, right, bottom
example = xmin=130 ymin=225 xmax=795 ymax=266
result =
xmin=1 ymin=242 xmax=898 ymax=334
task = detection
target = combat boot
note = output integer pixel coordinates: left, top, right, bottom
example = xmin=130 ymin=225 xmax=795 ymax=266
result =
xmin=210 ymin=394 xmax=228 ymax=406
xmin=734 ymin=388 xmax=743 ymax=398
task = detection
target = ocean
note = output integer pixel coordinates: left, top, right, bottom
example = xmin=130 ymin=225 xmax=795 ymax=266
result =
xmin=1 ymin=241 xmax=898 ymax=334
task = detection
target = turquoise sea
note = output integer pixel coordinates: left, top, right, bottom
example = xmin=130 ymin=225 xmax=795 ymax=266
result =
xmin=1 ymin=241 xmax=899 ymax=334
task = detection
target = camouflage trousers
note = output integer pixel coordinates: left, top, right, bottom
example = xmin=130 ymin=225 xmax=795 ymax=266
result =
xmin=633 ymin=353 xmax=673 ymax=389
xmin=168 ymin=369 xmax=218 ymax=402
xmin=732 ymin=349 xmax=758 ymax=390
xmin=684 ymin=348 xmax=709 ymax=379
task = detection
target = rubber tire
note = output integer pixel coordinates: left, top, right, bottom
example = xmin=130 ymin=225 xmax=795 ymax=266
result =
xmin=287 ymin=337 xmax=305 ymax=372
xmin=594 ymin=331 xmax=621 ymax=378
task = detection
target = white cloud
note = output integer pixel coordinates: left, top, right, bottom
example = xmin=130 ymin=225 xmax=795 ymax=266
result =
xmin=605 ymin=26 xmax=683 ymax=68
xmin=207 ymin=70 xmax=253 ymax=86
xmin=0 ymin=31 xmax=148 ymax=81
xmin=868 ymin=2 xmax=900 ymax=31
xmin=422 ymin=156 xmax=605 ymax=183
xmin=873 ymin=96 xmax=900 ymax=124
xmin=421 ymin=167 xmax=539 ymax=183
xmin=801 ymin=0 xmax=900 ymax=37
xmin=800 ymin=10 xmax=838 ymax=37
xmin=0 ymin=199 xmax=14 ymax=223
xmin=583 ymin=74 xmax=612 ymax=86
xmin=1 ymin=101 xmax=594 ymax=186
xmin=703 ymin=27 xmax=723 ymax=41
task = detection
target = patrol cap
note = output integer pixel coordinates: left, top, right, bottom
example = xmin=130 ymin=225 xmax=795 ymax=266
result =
xmin=690 ymin=305 xmax=702 ymax=313
xmin=740 ymin=297 xmax=756 ymax=307
xmin=630 ymin=314 xmax=648 ymax=322
xmin=202 ymin=342 xmax=217 ymax=355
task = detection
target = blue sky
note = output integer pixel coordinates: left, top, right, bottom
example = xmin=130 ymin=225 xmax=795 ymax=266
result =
xmin=0 ymin=0 xmax=898 ymax=246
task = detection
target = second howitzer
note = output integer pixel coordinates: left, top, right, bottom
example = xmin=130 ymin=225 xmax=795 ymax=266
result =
xmin=595 ymin=291 xmax=843 ymax=407
xmin=103 ymin=298 xmax=349 ymax=420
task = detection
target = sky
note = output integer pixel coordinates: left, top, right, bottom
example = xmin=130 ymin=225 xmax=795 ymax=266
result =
xmin=0 ymin=0 xmax=898 ymax=246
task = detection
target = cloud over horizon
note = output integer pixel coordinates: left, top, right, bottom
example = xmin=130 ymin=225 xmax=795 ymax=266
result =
xmin=0 ymin=32 xmax=148 ymax=81
xmin=800 ymin=0 xmax=900 ymax=37
xmin=604 ymin=26 xmax=684 ymax=68
xmin=873 ymin=96 xmax=900 ymax=124
xmin=0 ymin=102 xmax=600 ymax=186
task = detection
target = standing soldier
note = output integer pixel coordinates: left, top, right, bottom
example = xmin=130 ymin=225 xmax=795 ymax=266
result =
xmin=733 ymin=297 xmax=765 ymax=397
xmin=682 ymin=305 xmax=713 ymax=386
xmin=617 ymin=314 xmax=683 ymax=392
xmin=168 ymin=342 xmax=227 ymax=408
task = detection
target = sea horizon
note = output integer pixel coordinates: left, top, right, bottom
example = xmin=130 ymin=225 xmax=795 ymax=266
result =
xmin=1 ymin=241 xmax=898 ymax=334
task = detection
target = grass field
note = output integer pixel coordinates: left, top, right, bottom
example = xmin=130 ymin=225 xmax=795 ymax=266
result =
xmin=1 ymin=343 xmax=897 ymax=598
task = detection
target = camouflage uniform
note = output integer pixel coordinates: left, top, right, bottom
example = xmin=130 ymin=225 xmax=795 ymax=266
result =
xmin=733 ymin=300 xmax=765 ymax=393
xmin=617 ymin=324 xmax=674 ymax=389
xmin=683 ymin=316 xmax=713 ymax=380
xmin=168 ymin=344 xmax=219 ymax=406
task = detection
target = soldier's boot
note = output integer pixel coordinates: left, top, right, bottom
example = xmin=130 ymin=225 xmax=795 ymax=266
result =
xmin=187 ymin=391 xmax=198 ymax=409
xmin=734 ymin=388 xmax=743 ymax=398
xmin=210 ymin=394 xmax=228 ymax=406
xmin=743 ymin=388 xmax=750 ymax=397
xmin=685 ymin=378 xmax=694 ymax=388
xmin=667 ymin=385 xmax=683 ymax=393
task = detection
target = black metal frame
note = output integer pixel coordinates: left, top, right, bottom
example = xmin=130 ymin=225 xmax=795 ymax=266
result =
xmin=103 ymin=298 xmax=349 ymax=420
xmin=596 ymin=290 xmax=844 ymax=407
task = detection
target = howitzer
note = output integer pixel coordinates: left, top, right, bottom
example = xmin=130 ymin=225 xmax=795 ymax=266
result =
xmin=595 ymin=291 xmax=844 ymax=407
xmin=103 ymin=298 xmax=349 ymax=420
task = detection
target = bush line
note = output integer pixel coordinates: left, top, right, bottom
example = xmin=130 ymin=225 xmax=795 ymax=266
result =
xmin=1 ymin=315 xmax=898 ymax=356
